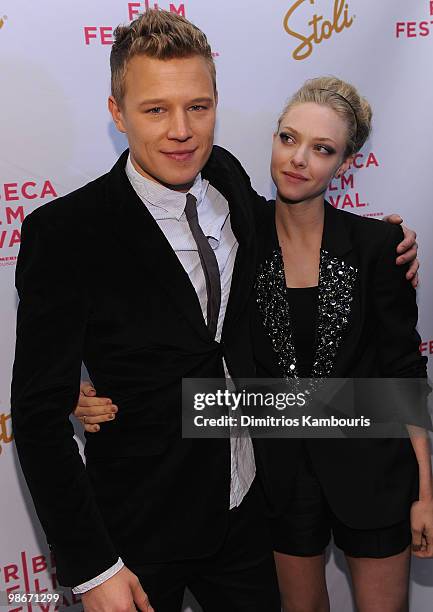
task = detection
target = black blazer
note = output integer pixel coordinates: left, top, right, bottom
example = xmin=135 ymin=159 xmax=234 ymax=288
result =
xmin=10 ymin=147 xmax=264 ymax=587
xmin=251 ymin=201 xmax=430 ymax=529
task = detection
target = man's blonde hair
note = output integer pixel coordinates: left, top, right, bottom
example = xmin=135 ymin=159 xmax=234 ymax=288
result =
xmin=110 ymin=9 xmax=216 ymax=106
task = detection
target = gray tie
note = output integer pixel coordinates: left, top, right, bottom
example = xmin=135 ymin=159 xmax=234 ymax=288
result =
xmin=184 ymin=193 xmax=221 ymax=338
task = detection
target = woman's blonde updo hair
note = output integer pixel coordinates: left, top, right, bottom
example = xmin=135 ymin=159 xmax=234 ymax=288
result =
xmin=278 ymin=76 xmax=373 ymax=158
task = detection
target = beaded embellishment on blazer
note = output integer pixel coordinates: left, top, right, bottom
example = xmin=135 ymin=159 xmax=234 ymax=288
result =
xmin=255 ymin=248 xmax=358 ymax=380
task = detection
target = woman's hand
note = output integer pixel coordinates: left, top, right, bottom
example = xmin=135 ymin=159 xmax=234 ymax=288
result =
xmin=73 ymin=381 xmax=118 ymax=433
xmin=410 ymin=498 xmax=433 ymax=558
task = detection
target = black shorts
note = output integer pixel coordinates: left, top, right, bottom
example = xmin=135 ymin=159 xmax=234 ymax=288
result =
xmin=271 ymin=447 xmax=412 ymax=559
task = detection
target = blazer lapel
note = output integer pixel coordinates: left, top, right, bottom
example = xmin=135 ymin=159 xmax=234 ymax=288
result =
xmin=311 ymin=202 xmax=359 ymax=378
xmin=255 ymin=247 xmax=298 ymax=377
xmin=104 ymin=151 xmax=211 ymax=341
xmin=202 ymin=149 xmax=257 ymax=339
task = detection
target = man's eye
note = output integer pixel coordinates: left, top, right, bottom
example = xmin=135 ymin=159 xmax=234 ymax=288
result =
xmin=189 ymin=105 xmax=207 ymax=111
xmin=147 ymin=107 xmax=163 ymax=114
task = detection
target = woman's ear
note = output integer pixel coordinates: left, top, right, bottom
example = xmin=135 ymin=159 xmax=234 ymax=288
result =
xmin=335 ymin=155 xmax=355 ymax=178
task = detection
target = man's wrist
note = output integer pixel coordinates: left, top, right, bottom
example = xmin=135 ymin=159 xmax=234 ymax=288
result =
xmin=72 ymin=558 xmax=124 ymax=594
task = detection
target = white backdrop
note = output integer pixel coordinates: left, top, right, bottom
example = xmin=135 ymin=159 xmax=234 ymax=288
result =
xmin=1 ymin=1 xmax=433 ymax=610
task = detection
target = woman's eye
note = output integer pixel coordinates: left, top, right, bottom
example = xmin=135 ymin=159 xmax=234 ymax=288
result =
xmin=279 ymin=133 xmax=294 ymax=144
xmin=315 ymin=145 xmax=335 ymax=154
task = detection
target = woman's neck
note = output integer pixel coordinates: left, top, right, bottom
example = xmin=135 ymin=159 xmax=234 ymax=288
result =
xmin=275 ymin=194 xmax=325 ymax=288
xmin=275 ymin=194 xmax=325 ymax=245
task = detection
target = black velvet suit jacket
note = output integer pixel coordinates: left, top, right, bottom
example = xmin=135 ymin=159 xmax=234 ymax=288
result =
xmin=11 ymin=147 xmax=264 ymax=587
xmin=252 ymin=201 xmax=430 ymax=530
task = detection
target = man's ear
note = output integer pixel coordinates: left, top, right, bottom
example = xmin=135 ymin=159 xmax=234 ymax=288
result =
xmin=108 ymin=96 xmax=127 ymax=134
xmin=335 ymin=154 xmax=355 ymax=178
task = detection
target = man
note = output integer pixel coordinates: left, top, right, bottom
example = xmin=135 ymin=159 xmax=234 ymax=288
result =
xmin=11 ymin=9 xmax=418 ymax=612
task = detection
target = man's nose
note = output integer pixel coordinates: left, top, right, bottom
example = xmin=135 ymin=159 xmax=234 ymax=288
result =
xmin=167 ymin=110 xmax=193 ymax=141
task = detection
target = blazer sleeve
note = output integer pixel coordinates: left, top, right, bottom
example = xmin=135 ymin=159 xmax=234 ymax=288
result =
xmin=372 ymin=223 xmax=431 ymax=427
xmin=214 ymin=145 xmax=271 ymax=221
xmin=11 ymin=211 xmax=118 ymax=586
xmin=235 ymin=161 xmax=271 ymax=227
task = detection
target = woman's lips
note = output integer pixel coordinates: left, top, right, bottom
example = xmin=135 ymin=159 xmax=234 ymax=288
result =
xmin=283 ymin=171 xmax=309 ymax=184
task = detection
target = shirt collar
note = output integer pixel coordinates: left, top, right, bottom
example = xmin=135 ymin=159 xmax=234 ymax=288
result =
xmin=125 ymin=154 xmax=204 ymax=221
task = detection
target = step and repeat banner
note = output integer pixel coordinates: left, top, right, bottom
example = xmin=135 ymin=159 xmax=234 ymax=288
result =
xmin=1 ymin=1 xmax=433 ymax=610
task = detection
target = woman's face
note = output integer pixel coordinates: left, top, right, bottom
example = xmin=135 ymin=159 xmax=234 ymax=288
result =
xmin=271 ymin=102 xmax=353 ymax=204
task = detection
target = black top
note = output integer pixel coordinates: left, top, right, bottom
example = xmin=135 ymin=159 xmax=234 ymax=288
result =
xmin=285 ymin=286 xmax=318 ymax=378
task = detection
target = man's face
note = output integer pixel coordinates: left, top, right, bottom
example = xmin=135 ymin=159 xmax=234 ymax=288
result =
xmin=109 ymin=54 xmax=217 ymax=190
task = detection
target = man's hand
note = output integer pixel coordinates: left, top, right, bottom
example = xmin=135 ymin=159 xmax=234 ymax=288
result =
xmin=73 ymin=381 xmax=118 ymax=433
xmin=382 ymin=214 xmax=419 ymax=288
xmin=81 ymin=566 xmax=154 ymax=612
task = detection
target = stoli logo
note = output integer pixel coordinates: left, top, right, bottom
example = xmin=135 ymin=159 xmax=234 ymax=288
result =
xmin=284 ymin=0 xmax=354 ymax=61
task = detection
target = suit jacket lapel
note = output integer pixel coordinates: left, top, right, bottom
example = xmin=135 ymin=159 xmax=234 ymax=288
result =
xmin=202 ymin=149 xmax=257 ymax=339
xmin=104 ymin=150 xmax=210 ymax=341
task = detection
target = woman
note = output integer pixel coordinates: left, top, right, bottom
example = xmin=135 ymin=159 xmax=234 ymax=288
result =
xmin=75 ymin=76 xmax=432 ymax=611
xmin=251 ymin=76 xmax=433 ymax=612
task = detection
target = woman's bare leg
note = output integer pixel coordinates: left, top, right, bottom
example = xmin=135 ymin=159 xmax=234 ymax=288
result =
xmin=274 ymin=551 xmax=330 ymax=612
xmin=345 ymin=546 xmax=411 ymax=612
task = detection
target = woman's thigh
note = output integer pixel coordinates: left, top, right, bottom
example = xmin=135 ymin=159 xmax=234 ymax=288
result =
xmin=346 ymin=546 xmax=411 ymax=612
xmin=274 ymin=551 xmax=329 ymax=612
